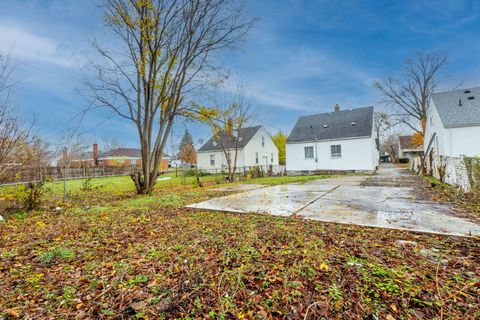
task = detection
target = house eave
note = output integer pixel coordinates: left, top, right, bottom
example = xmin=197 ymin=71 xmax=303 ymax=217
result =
xmin=444 ymin=123 xmax=480 ymax=129
xmin=286 ymin=135 xmax=372 ymax=144
xmin=198 ymin=147 xmax=245 ymax=153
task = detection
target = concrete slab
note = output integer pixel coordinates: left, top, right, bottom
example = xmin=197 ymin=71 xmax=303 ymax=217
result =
xmin=187 ymin=165 xmax=480 ymax=237
xmin=189 ymin=184 xmax=333 ymax=216
xmin=210 ymin=184 xmax=266 ymax=192
xmin=300 ymin=188 xmax=480 ymax=237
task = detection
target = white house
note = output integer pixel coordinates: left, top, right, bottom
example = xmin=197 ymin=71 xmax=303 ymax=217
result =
xmin=286 ymin=105 xmax=379 ymax=173
xmin=424 ymin=87 xmax=480 ymax=158
xmin=197 ymin=125 xmax=279 ymax=172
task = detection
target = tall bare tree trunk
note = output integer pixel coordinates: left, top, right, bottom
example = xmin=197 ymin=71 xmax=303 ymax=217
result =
xmin=85 ymin=0 xmax=252 ymax=194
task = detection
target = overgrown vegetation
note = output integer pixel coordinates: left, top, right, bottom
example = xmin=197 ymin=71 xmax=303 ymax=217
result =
xmin=16 ymin=181 xmax=51 ymax=211
xmin=80 ymin=177 xmax=105 ymax=193
xmin=1 ymin=175 xmax=479 ymax=318
xmin=464 ymin=156 xmax=480 ymax=191
xmin=422 ymin=176 xmax=480 ymax=221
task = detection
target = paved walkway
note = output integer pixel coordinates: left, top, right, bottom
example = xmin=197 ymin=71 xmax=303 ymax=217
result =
xmin=187 ymin=165 xmax=480 ymax=237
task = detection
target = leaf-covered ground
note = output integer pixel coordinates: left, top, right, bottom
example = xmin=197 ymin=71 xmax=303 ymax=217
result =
xmin=0 ymin=177 xmax=479 ymax=319
xmin=420 ymin=176 xmax=480 ymax=223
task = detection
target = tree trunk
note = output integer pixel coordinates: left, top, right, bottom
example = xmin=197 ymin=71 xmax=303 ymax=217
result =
xmin=130 ymin=165 xmax=159 ymax=195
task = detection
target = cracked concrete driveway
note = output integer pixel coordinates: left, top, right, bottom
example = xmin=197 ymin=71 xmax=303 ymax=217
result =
xmin=187 ymin=164 xmax=480 ymax=237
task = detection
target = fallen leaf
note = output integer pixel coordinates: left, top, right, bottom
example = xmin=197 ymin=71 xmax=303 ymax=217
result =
xmin=5 ymin=309 xmax=20 ymax=318
xmin=390 ymin=304 xmax=398 ymax=313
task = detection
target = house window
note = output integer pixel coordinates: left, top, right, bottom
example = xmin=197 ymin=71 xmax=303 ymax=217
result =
xmin=262 ymin=136 xmax=265 ymax=147
xmin=210 ymin=154 xmax=215 ymax=166
xmin=304 ymin=146 xmax=314 ymax=159
xmin=255 ymin=152 xmax=259 ymax=164
xmin=271 ymin=153 xmax=273 ymax=163
xmin=331 ymin=145 xmax=342 ymax=158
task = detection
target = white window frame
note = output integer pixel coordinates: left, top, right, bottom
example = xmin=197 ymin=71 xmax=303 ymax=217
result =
xmin=304 ymin=146 xmax=314 ymax=159
xmin=262 ymin=136 xmax=265 ymax=147
xmin=255 ymin=152 xmax=259 ymax=164
xmin=210 ymin=154 xmax=215 ymax=166
xmin=270 ymin=153 xmax=273 ymax=163
xmin=331 ymin=145 xmax=342 ymax=158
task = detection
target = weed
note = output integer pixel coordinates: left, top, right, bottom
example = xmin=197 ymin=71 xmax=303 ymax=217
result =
xmin=38 ymin=247 xmax=74 ymax=264
xmin=80 ymin=177 xmax=105 ymax=193
xmin=127 ymin=275 xmax=149 ymax=287
xmin=328 ymin=284 xmax=342 ymax=300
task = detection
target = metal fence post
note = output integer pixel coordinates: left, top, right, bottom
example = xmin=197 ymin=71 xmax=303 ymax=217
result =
xmin=62 ymin=147 xmax=67 ymax=203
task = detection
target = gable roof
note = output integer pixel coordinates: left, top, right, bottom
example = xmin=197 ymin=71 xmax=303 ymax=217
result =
xmin=431 ymin=87 xmax=480 ymax=128
xmin=398 ymin=135 xmax=418 ymax=150
xmin=198 ymin=125 xmax=262 ymax=152
xmin=101 ymin=148 xmax=170 ymax=159
xmin=102 ymin=148 xmax=141 ymax=158
xmin=287 ymin=106 xmax=374 ymax=143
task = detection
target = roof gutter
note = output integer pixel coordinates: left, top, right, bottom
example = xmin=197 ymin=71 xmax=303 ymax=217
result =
xmin=444 ymin=123 xmax=480 ymax=129
xmin=286 ymin=135 xmax=372 ymax=144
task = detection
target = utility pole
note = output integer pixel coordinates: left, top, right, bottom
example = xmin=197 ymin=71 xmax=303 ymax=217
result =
xmin=62 ymin=147 xmax=67 ymax=203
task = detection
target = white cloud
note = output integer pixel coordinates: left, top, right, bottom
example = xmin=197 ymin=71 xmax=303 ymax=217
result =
xmin=0 ymin=23 xmax=84 ymax=68
xmin=226 ymin=37 xmax=377 ymax=112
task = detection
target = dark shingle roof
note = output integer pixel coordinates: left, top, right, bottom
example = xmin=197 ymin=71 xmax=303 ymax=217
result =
xmin=287 ymin=106 xmax=374 ymax=143
xmin=101 ymin=148 xmax=170 ymax=158
xmin=431 ymin=87 xmax=480 ymax=128
xmin=102 ymin=148 xmax=141 ymax=158
xmin=198 ymin=126 xmax=262 ymax=152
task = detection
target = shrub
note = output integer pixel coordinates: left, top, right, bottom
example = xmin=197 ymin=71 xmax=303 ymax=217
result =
xmin=80 ymin=177 xmax=105 ymax=193
xmin=248 ymin=166 xmax=265 ymax=179
xmin=16 ymin=181 xmax=51 ymax=211
xmin=185 ymin=169 xmax=211 ymax=177
xmin=464 ymin=156 xmax=480 ymax=191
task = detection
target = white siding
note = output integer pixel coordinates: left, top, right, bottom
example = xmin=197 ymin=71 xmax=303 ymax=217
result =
xmin=196 ymin=126 xmax=279 ymax=171
xmin=447 ymin=126 xmax=480 ymax=157
xmin=243 ymin=127 xmax=279 ymax=167
xmin=424 ymin=102 xmax=447 ymax=156
xmin=197 ymin=149 xmax=245 ymax=171
xmin=425 ymin=101 xmax=480 ymax=157
xmin=286 ymin=136 xmax=377 ymax=172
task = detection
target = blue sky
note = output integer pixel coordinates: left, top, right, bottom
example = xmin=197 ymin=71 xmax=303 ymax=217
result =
xmin=1 ymin=0 xmax=480 ymax=152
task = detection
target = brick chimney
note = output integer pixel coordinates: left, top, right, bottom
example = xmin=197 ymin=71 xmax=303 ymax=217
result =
xmin=93 ymin=143 xmax=99 ymax=166
xmin=334 ymin=104 xmax=341 ymax=112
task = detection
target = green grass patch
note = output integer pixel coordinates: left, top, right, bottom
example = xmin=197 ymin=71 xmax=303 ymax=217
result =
xmin=38 ymin=247 xmax=75 ymax=264
xmin=246 ymin=174 xmax=332 ymax=185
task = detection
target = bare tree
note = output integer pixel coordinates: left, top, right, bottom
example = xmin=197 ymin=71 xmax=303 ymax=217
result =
xmin=382 ymin=134 xmax=400 ymax=164
xmin=0 ymin=52 xmax=31 ymax=182
xmin=17 ymin=137 xmax=52 ymax=167
xmin=56 ymin=135 xmax=91 ymax=168
xmin=374 ymin=52 xmax=447 ymax=136
xmin=101 ymin=136 xmax=123 ymax=152
xmin=85 ymin=0 xmax=253 ymax=194
xmin=373 ymin=112 xmax=391 ymax=148
xmin=203 ymin=88 xmax=255 ymax=182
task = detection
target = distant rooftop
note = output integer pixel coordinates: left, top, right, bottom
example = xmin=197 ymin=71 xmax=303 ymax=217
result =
xmin=102 ymin=148 xmax=170 ymax=159
xmin=431 ymin=86 xmax=480 ymax=128
xmin=198 ymin=126 xmax=262 ymax=152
